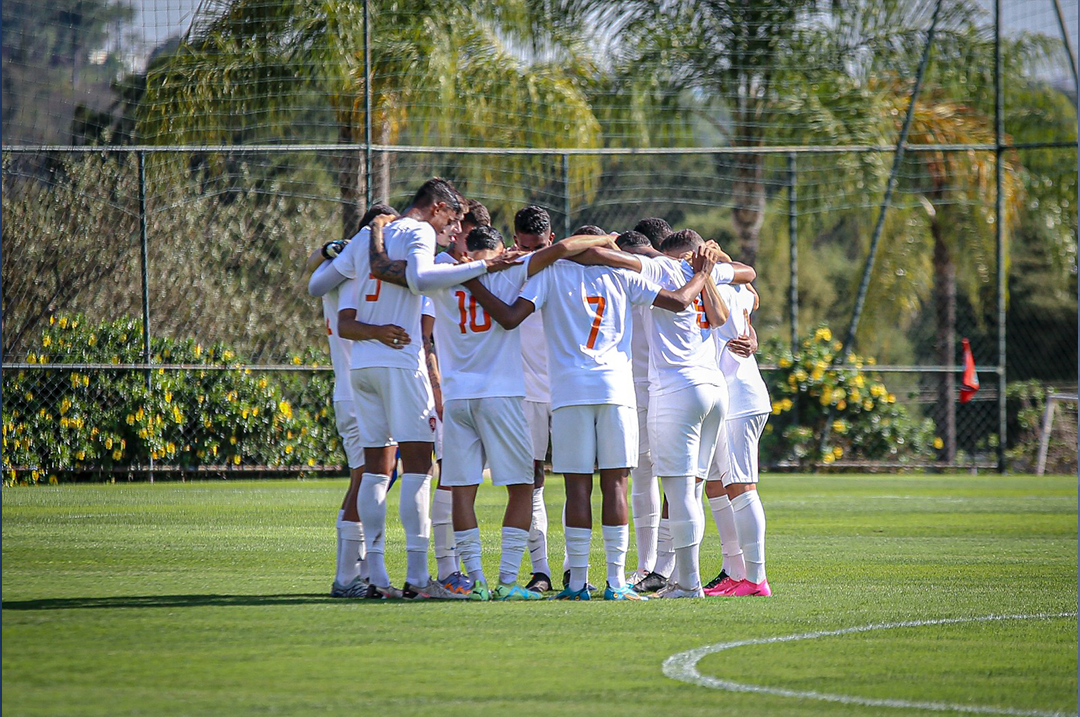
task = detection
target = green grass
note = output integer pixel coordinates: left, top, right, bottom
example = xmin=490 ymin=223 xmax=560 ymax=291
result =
xmin=3 ymin=474 xmax=1077 ymax=716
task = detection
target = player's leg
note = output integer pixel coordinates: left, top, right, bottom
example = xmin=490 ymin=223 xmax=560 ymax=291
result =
xmin=705 ymin=420 xmax=745 ymax=594
xmin=629 ymin=384 xmax=660 ymax=587
xmin=597 ymin=404 xmax=647 ymax=601
xmin=724 ymin=412 xmax=770 ymax=597
xmin=551 ymin=405 xmax=596 ymax=600
xmin=523 ymin=399 xmax=552 ymax=592
xmin=331 ymin=400 xmax=369 ymax=597
xmin=431 ymin=415 xmax=468 ymax=593
xmin=443 ymin=398 xmax=488 ymax=600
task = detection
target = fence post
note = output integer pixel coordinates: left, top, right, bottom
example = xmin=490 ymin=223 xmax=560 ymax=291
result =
xmin=995 ymin=0 xmax=1007 ymax=473
xmin=561 ymin=153 xmax=572 ymax=239
xmin=788 ymin=152 xmax=798 ymax=352
xmin=363 ymin=0 xmax=373 ymax=208
xmin=137 ymin=150 xmax=153 ymax=483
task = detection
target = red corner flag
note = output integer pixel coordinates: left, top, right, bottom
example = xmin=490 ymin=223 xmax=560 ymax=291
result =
xmin=960 ymin=338 xmax=980 ymax=404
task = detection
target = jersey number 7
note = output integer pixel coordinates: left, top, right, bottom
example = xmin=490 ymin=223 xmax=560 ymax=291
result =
xmin=585 ymin=295 xmax=606 ymax=349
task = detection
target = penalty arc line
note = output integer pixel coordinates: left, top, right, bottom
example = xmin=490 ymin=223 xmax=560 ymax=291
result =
xmin=663 ymin=612 xmax=1079 ymax=717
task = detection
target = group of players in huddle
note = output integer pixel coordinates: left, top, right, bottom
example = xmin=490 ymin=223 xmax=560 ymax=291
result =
xmin=306 ymin=177 xmax=771 ymax=601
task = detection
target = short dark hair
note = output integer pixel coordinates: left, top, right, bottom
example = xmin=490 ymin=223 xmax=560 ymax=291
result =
xmin=514 ymin=205 xmax=550 ymax=236
xmin=616 ymin=230 xmax=650 ymax=249
xmin=661 ymin=228 xmax=704 ymax=253
xmin=572 ymin=224 xmax=606 ymax=236
xmin=465 ymin=225 xmax=504 ymax=252
xmin=634 ymin=217 xmax=672 ymax=250
xmin=359 ymin=203 xmax=396 ymax=228
xmin=411 ymin=177 xmax=463 ymax=213
xmin=463 ymin=199 xmax=491 ymax=228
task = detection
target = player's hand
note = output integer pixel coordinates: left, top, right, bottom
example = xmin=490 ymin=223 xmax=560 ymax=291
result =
xmin=727 ymin=333 xmax=758 ymax=357
xmin=705 ymin=240 xmax=732 ymax=263
xmin=376 ymin=325 xmax=411 ymax=349
xmin=484 ymin=251 xmax=526 ymax=273
xmin=691 ymin=245 xmax=716 ymax=275
xmin=371 ymin=213 xmax=394 ymax=229
xmin=322 ymin=240 xmax=347 ymax=260
xmin=746 ymin=283 xmax=761 ymax=311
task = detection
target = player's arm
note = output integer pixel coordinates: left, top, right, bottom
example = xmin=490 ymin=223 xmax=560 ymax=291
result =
xmin=525 ymin=234 xmax=619 ymax=277
xmin=422 ymin=314 xmax=443 ymax=421
xmin=462 ymin=278 xmax=536 ymax=330
xmin=367 ymin=214 xmax=411 ymax=288
xmin=701 ymin=274 xmax=731 ymax=327
xmin=566 ymin=246 xmax=643 ymax=271
xmin=729 ymin=262 xmax=756 ymax=284
xmin=727 ymin=323 xmax=759 ymax=358
xmin=337 ymin=308 xmax=410 ymax=348
xmin=652 ymin=247 xmax=715 ymax=312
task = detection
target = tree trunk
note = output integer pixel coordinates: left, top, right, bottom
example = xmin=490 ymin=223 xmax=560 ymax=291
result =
xmin=372 ymin=119 xmax=390 ymax=204
xmin=338 ymin=122 xmax=365 ymax=241
xmin=730 ymin=150 xmax=765 ymax=267
xmin=932 ymin=219 xmax=957 ymax=463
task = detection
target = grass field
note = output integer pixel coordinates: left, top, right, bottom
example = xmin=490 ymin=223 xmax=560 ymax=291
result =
xmin=3 ymin=474 xmax=1077 ymax=716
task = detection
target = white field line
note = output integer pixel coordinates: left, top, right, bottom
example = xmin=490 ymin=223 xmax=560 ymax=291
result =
xmin=663 ymin=612 xmax=1079 ymax=717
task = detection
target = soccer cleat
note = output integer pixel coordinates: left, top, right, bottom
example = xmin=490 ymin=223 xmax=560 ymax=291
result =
xmin=653 ymin=579 xmax=679 ymax=598
xmin=657 ymin=583 xmax=705 ymax=599
xmin=330 ymin=574 xmax=370 ymax=598
xmin=727 ymin=579 xmax=772 ymax=597
xmin=553 ymin=586 xmax=591 ymax=601
xmin=364 ymin=583 xmax=403 ymax=600
xmin=704 ymin=577 xmax=743 ymax=597
xmin=525 ymin=572 xmax=553 ymax=593
xmin=439 ymin=571 xmax=474 ymax=596
xmin=604 ymin=583 xmax=648 ymax=601
xmin=631 ymin=571 xmax=670 ymax=594
xmin=703 ymin=570 xmax=729 ymax=590
xmin=493 ymin=583 xmax=544 ymax=601
xmin=562 ymin=570 xmax=597 ymax=593
xmin=469 ymin=579 xmax=491 ymax=601
xmin=404 ymin=578 xmax=469 ymax=600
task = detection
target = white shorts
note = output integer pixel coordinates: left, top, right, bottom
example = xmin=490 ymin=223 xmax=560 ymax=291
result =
xmin=350 ymin=366 xmax=435 ymax=448
xmin=441 ymin=397 xmax=532 ymax=487
xmin=648 ymin=383 xmax=727 ymax=479
xmin=332 ymin=400 xmax=364 ymax=470
xmin=634 ymin=383 xmax=650 ymax=457
xmin=434 ymin=416 xmax=443 ymax=462
xmin=551 ymin=403 xmax=637 ymax=474
xmin=523 ymin=400 xmax=551 ymax=462
xmin=709 ymin=413 xmax=768 ymax=486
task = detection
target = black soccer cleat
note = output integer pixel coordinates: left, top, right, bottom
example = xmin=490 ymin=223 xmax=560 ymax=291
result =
xmin=525 ymin=572 xmax=553 ymax=593
xmin=631 ymin=571 xmax=669 ymax=594
xmin=704 ymin=570 xmax=730 ymax=591
xmin=561 ymin=569 xmax=597 ymax=593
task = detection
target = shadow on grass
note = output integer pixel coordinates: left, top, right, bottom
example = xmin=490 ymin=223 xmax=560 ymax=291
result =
xmin=1 ymin=593 xmax=382 ymax=610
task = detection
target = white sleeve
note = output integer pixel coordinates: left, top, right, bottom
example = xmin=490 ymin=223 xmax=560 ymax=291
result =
xmin=402 ymin=225 xmax=487 ymax=294
xmin=622 ymin=269 xmax=662 ymax=306
xmin=518 ymin=267 xmax=549 ymax=310
xmin=712 ymin=263 xmax=735 ymax=285
xmin=308 ymin=262 xmax=349 ymax=298
xmin=338 ymin=277 xmax=359 ymax=312
xmin=638 ymin=256 xmax=666 ymax=285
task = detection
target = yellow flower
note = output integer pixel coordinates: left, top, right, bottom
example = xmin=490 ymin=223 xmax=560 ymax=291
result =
xmin=285 ymin=445 xmax=293 ymax=454
xmin=778 ymin=357 xmax=792 ymax=368
xmin=26 ymin=353 xmax=37 ymax=364
xmin=251 ymin=407 xmax=258 ymax=417
xmin=833 ymin=446 xmax=843 ymax=458
xmin=223 ymin=350 xmax=234 ymax=361
xmin=172 ymin=406 xmax=183 ymax=424
xmin=863 ymin=400 xmax=873 ymax=411
xmin=49 ymin=475 xmax=58 ymax=485
xmin=822 ymin=453 xmax=835 ymax=464
xmin=211 ymin=445 xmax=218 ymax=456
xmin=794 ymin=369 xmax=808 ymax=382
xmin=820 ymin=388 xmax=833 ymax=406
xmin=233 ymin=454 xmax=242 ymax=465
xmin=307 ymin=458 xmax=316 ymax=467
xmin=278 ymin=401 xmax=293 ymax=419
xmin=194 ymin=344 xmax=202 ymax=358
xmin=76 ymin=451 xmax=85 ymax=460
xmin=837 ymin=400 xmax=847 ymax=410
xmin=164 ymin=391 xmax=172 ymax=403
xmin=258 ymin=378 xmax=268 ymax=389
xmin=242 ymin=409 xmax=249 ymax=419
xmin=87 ymin=334 xmax=97 ymax=347
xmin=58 ymin=317 xmax=68 ymax=329
xmin=126 ymin=414 xmax=135 ymax=425
xmin=167 ymin=442 xmax=176 ymax=454
xmin=60 ymin=417 xmax=69 ymax=429
xmin=24 ymin=392 xmax=33 ymax=401
xmin=135 ymin=407 xmax=144 ymax=422
xmin=780 ymin=398 xmax=793 ymax=412
xmin=42 ymin=336 xmax=52 ymax=348
xmin=854 ymin=375 xmax=865 ymax=388
xmin=286 ymin=430 xmax=293 ymax=439
xmin=292 ymin=356 xmax=302 ymax=365
xmin=849 ymin=389 xmax=860 ymax=403
xmin=832 ymin=340 xmax=842 ymax=352
xmin=815 ymin=327 xmax=832 ymax=342
xmin=105 ymin=437 xmax=113 ymax=449
xmin=204 ymin=418 xmax=212 ymax=428
xmin=138 ymin=428 xmax=148 ymax=439
xmin=870 ymin=384 xmax=886 ymax=398
xmin=886 ymin=393 xmax=896 ymax=404
xmin=933 ymin=437 xmax=944 ymax=449
xmin=50 ymin=316 xmax=55 ymax=325
xmin=229 ymin=436 xmax=237 ymax=445
xmin=867 ymin=356 xmax=876 ymax=366
xmin=112 ymin=450 xmax=122 ymax=461
xmin=771 ymin=401 xmax=782 ymax=415
xmin=832 ymin=420 xmax=847 ymax=434
xmin=60 ymin=398 xmax=72 ymax=415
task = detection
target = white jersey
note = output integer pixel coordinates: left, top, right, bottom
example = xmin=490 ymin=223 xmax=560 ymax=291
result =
xmin=434 ymin=251 xmax=457 ymax=265
xmin=518 ymin=261 xmax=660 ymax=410
xmin=714 ymin=284 xmax=771 ymax=419
xmin=630 ymin=306 xmax=650 ymax=389
xmin=427 ymin=256 xmax=533 ymax=401
xmin=338 ymin=220 xmax=425 ymax=372
xmin=639 ymin=256 xmax=727 ymax=396
xmin=322 ymin=286 xmax=354 ymax=402
xmin=520 ymin=310 xmax=550 ymax=403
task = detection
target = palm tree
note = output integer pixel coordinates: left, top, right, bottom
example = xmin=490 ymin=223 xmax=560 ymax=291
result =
xmin=137 ymin=0 xmax=602 ymax=239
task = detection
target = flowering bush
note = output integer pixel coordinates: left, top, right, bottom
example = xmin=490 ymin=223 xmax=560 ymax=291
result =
xmin=760 ymin=325 xmax=940 ymax=468
xmin=3 ymin=315 xmax=339 ymax=484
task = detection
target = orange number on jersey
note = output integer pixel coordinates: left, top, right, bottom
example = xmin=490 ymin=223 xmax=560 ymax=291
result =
xmin=326 ymin=318 xmax=333 ymax=335
xmin=454 ymin=290 xmax=492 ymax=334
xmin=693 ymin=294 xmax=710 ymax=329
xmin=365 ymin=273 xmax=382 ymax=302
xmin=585 ymin=295 xmax=606 ymax=349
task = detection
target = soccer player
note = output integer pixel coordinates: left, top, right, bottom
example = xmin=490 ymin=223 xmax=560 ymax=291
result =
xmin=464 ymin=242 xmax=717 ymax=601
xmin=305 ymin=203 xmax=396 ymax=598
xmin=633 ymin=217 xmax=673 ymax=252
xmin=334 ymin=178 xmax=519 ymax=599
xmin=704 ymin=276 xmax=772 ymax=597
xmin=429 ymin=225 xmax=615 ymax=600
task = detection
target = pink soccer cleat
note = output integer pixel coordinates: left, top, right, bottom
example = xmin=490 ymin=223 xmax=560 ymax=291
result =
xmin=704 ymin=576 xmax=742 ymax=597
xmin=728 ymin=579 xmax=772 ymax=597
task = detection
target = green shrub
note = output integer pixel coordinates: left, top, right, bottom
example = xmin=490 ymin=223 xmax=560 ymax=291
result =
xmin=759 ymin=325 xmax=939 ymax=468
xmin=1005 ymin=380 xmax=1078 ymax=474
xmin=3 ymin=315 xmax=338 ymax=484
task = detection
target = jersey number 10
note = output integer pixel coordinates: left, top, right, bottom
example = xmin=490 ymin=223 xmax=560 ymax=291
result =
xmin=455 ymin=290 xmax=492 ymax=334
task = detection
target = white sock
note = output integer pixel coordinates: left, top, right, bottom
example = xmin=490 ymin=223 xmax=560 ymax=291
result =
xmin=655 ymin=517 xmax=675 ymax=578
xmin=708 ymin=494 xmax=745 ymax=580
xmin=601 ymin=524 xmax=629 ymax=589
xmin=631 ymin=458 xmax=660 ymax=574
xmin=663 ymin=476 xmax=704 ymax=590
xmin=399 ymin=473 xmax=432 ymax=587
xmin=454 ymin=527 xmax=485 ymax=584
xmin=561 ymin=502 xmax=569 ymax=573
xmin=357 ymin=473 xmax=391 ymax=587
xmin=564 ymin=526 xmax=591 ymax=591
xmin=335 ymin=511 xmax=364 ymax=585
xmin=431 ymin=488 xmax=457 ymax=580
xmin=499 ymin=526 xmax=529 ymax=585
xmin=528 ymin=487 xmax=551 ymax=576
xmin=732 ymin=490 xmax=767 ymax=584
